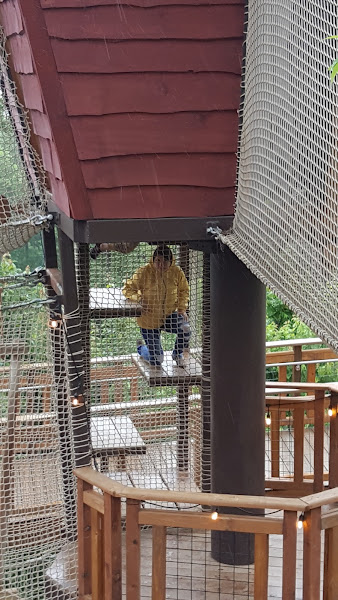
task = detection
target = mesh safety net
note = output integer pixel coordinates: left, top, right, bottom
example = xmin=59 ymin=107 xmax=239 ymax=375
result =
xmin=0 ymin=27 xmax=50 ymax=254
xmin=219 ymin=0 xmax=338 ymax=351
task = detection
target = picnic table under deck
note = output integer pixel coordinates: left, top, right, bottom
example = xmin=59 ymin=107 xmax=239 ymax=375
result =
xmin=90 ymin=414 xmax=146 ymax=471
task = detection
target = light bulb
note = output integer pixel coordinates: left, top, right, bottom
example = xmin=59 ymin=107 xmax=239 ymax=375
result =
xmin=328 ymin=406 xmax=333 ymax=417
xmin=71 ymin=394 xmax=84 ymax=407
xmin=297 ymin=513 xmax=305 ymax=529
xmin=49 ymin=319 xmax=59 ymax=329
xmin=266 ymin=413 xmax=271 ymax=426
xmin=211 ymin=511 xmax=218 ymax=521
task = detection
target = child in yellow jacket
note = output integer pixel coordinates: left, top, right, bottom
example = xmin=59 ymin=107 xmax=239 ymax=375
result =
xmin=123 ymin=245 xmax=190 ymax=367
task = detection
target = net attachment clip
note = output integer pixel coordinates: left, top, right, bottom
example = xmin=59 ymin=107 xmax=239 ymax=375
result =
xmin=206 ymin=225 xmax=223 ymax=240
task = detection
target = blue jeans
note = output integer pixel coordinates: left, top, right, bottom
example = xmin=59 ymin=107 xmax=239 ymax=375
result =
xmin=138 ymin=313 xmax=190 ymax=366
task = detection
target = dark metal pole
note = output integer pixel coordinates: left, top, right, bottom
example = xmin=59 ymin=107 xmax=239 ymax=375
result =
xmin=201 ymin=252 xmax=211 ymax=493
xmin=58 ymin=230 xmax=91 ymax=468
xmin=177 ymin=384 xmax=189 ymax=471
xmin=177 ymin=243 xmax=190 ymax=472
xmin=210 ymin=246 xmax=265 ymax=565
xmin=77 ymin=244 xmax=91 ymax=406
xmin=42 ymin=226 xmax=77 ymax=539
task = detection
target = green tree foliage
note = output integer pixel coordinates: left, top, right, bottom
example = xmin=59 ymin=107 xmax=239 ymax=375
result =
xmin=10 ymin=233 xmax=44 ymax=271
xmin=327 ymin=35 xmax=338 ymax=81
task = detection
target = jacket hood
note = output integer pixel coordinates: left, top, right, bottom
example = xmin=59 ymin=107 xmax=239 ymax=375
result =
xmin=149 ymin=254 xmax=176 ymax=267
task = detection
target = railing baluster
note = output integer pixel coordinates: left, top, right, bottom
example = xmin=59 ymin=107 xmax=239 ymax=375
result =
xmin=314 ymin=390 xmax=325 ymax=492
xmin=282 ymin=511 xmax=297 ymax=599
xmin=324 ymin=525 xmax=338 ymax=600
xmin=329 ymin=394 xmax=338 ymax=489
xmin=91 ymin=508 xmax=103 ymax=600
xmin=292 ymin=345 xmax=302 ymax=382
xmin=152 ymin=526 xmax=166 ymax=600
xmin=294 ymin=407 xmax=304 ymax=485
xmin=77 ymin=479 xmax=92 ymax=599
xmin=271 ymin=408 xmax=280 ymax=478
xmin=303 ymin=508 xmax=321 ymax=600
xmin=126 ymin=498 xmax=141 ymax=600
xmin=104 ymin=493 xmax=122 ymax=600
xmin=254 ymin=533 xmax=268 ymax=599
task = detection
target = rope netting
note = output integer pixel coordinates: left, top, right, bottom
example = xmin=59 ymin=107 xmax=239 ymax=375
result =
xmin=219 ymin=0 xmax=338 ymax=352
xmin=0 ymin=279 xmax=76 ymax=599
xmin=0 ymin=27 xmax=50 ymax=254
xmin=73 ymin=243 xmax=210 ymax=497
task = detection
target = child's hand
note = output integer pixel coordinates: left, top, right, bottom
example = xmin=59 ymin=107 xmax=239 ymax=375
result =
xmin=178 ymin=311 xmax=188 ymax=321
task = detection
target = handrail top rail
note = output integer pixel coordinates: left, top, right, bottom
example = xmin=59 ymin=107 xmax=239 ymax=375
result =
xmin=74 ymin=467 xmax=307 ymax=511
xmin=266 ymin=337 xmax=323 ymax=349
xmin=266 ymin=381 xmax=338 ymax=393
xmin=75 ymin=466 xmax=338 ymax=512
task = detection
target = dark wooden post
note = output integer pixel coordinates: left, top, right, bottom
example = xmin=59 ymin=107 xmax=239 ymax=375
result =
xmin=58 ymin=229 xmax=91 ymax=467
xmin=42 ymin=227 xmax=77 ymax=538
xmin=210 ymin=246 xmax=265 ymax=564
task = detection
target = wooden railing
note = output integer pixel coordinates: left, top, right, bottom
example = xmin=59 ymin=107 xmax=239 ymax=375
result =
xmin=75 ymin=465 xmax=338 ymax=600
xmin=1 ymin=340 xmax=338 ymax=494
xmin=264 ymin=382 xmax=338 ymax=495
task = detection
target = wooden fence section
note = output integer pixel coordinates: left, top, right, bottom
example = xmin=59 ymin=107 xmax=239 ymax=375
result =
xmin=75 ymin=466 xmax=338 ymax=600
xmin=264 ymin=382 xmax=338 ymax=496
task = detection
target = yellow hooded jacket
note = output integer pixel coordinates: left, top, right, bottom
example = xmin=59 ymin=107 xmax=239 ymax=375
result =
xmin=122 ymin=258 xmax=189 ymax=329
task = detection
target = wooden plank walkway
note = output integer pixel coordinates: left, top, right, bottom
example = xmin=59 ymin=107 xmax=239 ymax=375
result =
xmin=132 ymin=351 xmax=202 ymax=386
xmin=91 ymin=415 xmax=146 ymax=471
xmin=90 ymin=287 xmax=142 ymax=318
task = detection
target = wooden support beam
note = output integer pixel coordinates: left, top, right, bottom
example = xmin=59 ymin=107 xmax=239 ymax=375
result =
xmin=329 ymin=393 xmax=338 ymax=489
xmin=91 ymin=508 xmax=103 ymax=600
xmin=303 ymin=508 xmax=321 ymax=600
xmin=294 ymin=406 xmax=304 ymax=485
xmin=314 ymin=390 xmax=325 ymax=493
xmin=254 ymin=533 xmax=268 ymax=600
xmin=83 ymin=490 xmax=104 ymax=515
xmin=324 ymin=526 xmax=338 ymax=600
xmin=138 ymin=510 xmax=283 ymax=535
xmin=271 ymin=408 xmax=280 ymax=478
xmin=46 ymin=267 xmax=63 ymax=296
xmin=104 ymin=494 xmax=122 ymax=600
xmin=292 ymin=345 xmax=302 ymax=382
xmin=152 ymin=526 xmax=166 ymax=600
xmin=282 ymin=511 xmax=297 ymax=600
xmin=77 ymin=479 xmax=92 ymax=599
xmin=126 ymin=499 xmax=140 ymax=600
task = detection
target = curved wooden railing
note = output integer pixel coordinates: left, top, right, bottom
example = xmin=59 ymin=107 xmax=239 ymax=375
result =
xmin=75 ymin=465 xmax=338 ymax=600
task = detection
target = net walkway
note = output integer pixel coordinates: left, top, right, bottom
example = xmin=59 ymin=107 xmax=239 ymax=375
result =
xmin=219 ymin=0 xmax=338 ymax=351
